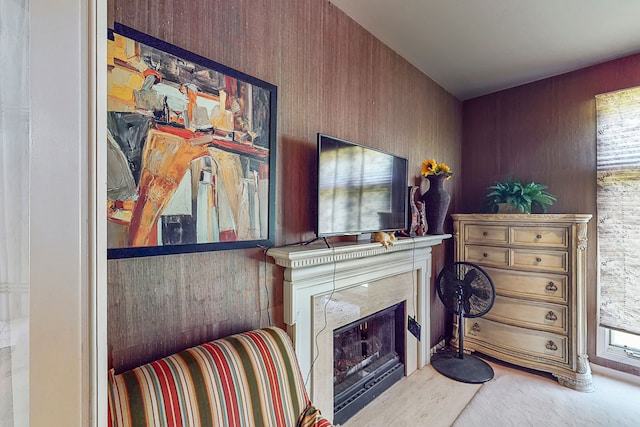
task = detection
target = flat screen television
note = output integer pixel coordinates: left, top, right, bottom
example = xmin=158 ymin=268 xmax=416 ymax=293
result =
xmin=316 ymin=134 xmax=408 ymax=237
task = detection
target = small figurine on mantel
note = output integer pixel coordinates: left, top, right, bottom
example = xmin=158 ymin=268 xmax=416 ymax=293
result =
xmin=409 ymin=186 xmax=427 ymax=236
xmin=373 ymin=231 xmax=397 ymax=249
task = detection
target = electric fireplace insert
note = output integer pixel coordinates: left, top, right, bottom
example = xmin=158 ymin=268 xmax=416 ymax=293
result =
xmin=333 ymin=302 xmax=405 ymax=424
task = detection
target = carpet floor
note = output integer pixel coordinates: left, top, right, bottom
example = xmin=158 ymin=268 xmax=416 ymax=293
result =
xmin=453 ymin=359 xmax=640 ymax=427
xmin=343 ymin=357 xmax=640 ymax=426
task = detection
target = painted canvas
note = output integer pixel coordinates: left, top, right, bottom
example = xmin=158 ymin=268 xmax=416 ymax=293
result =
xmin=107 ymin=24 xmax=277 ymax=258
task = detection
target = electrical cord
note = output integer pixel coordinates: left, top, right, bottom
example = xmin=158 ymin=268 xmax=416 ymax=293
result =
xmin=260 ymin=245 xmax=273 ymax=327
xmin=410 ymin=236 xmax=418 ymax=320
xmin=305 ymin=242 xmax=336 ymax=388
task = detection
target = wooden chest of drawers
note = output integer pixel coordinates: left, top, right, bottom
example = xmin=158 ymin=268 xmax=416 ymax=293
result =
xmin=451 ymin=214 xmax=593 ymax=391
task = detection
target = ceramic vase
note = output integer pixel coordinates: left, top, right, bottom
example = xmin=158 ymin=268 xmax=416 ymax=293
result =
xmin=422 ymin=174 xmax=451 ymax=235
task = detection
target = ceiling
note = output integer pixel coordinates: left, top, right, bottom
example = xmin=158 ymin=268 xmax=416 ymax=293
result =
xmin=329 ymin=0 xmax=640 ymax=100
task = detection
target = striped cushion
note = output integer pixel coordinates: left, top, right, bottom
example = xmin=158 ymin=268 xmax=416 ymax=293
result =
xmin=108 ymin=327 xmax=332 ymax=427
xmin=296 ymin=404 xmax=334 ymax=427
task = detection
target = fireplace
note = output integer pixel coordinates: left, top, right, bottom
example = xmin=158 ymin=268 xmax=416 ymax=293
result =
xmin=267 ymin=235 xmax=449 ymax=421
xmin=333 ymin=303 xmax=405 ymax=425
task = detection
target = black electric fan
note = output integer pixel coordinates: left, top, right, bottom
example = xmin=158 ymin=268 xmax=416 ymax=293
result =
xmin=431 ymin=262 xmax=496 ymax=383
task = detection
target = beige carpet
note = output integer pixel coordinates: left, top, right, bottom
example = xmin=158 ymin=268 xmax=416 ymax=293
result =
xmin=453 ymin=360 xmax=640 ymax=427
xmin=342 ymin=363 xmax=482 ymax=427
xmin=343 ymin=358 xmax=640 ymax=427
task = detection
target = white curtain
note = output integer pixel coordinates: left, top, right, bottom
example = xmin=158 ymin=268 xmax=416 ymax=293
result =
xmin=596 ymin=87 xmax=640 ymax=337
xmin=0 ymin=0 xmax=30 ymax=425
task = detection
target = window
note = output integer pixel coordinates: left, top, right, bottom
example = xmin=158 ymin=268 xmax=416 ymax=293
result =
xmin=595 ymin=87 xmax=640 ymax=368
xmin=611 ymin=330 xmax=640 ymax=354
xmin=598 ymin=328 xmax=640 ymax=368
xmin=1 ymin=0 xmax=30 ymax=423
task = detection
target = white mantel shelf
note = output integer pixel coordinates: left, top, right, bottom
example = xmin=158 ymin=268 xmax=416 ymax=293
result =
xmin=267 ymin=234 xmax=450 ymax=418
xmin=268 ymin=234 xmax=451 ymax=268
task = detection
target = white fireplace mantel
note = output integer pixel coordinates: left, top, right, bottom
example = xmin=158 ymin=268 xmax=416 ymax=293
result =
xmin=268 ymin=235 xmax=449 ymax=417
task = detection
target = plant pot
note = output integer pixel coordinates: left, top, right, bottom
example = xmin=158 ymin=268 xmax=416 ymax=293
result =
xmin=421 ymin=174 xmax=451 ymax=234
xmin=497 ymin=203 xmax=524 ymax=214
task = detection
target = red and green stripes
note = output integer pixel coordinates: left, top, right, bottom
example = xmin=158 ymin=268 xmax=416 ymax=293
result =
xmin=108 ymin=327 xmax=329 ymax=427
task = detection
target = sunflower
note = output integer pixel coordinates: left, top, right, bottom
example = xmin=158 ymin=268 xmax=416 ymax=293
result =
xmin=437 ymin=163 xmax=451 ymax=174
xmin=421 ymin=159 xmax=452 ymax=178
xmin=421 ymin=159 xmax=437 ymax=176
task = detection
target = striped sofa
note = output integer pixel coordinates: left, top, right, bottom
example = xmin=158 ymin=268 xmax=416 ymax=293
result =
xmin=108 ymin=327 xmax=333 ymax=427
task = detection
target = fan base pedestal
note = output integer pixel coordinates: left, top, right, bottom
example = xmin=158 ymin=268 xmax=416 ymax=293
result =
xmin=431 ymin=351 xmax=494 ymax=384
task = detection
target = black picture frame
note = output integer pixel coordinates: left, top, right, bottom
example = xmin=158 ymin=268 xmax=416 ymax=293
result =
xmin=107 ymin=23 xmax=277 ymax=259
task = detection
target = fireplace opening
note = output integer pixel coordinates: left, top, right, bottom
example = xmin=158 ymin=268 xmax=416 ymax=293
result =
xmin=333 ymin=302 xmax=405 ymax=425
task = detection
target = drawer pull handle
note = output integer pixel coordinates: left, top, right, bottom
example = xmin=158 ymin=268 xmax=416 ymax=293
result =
xmin=483 ymin=253 xmax=488 ymax=258
xmin=546 ymin=341 xmax=558 ymax=351
xmin=472 ymin=322 xmax=480 ymax=333
xmin=536 ymin=257 xmax=542 ymax=263
xmin=546 ymin=282 xmax=558 ymax=292
xmin=536 ymin=234 xmax=542 ymax=239
xmin=545 ymin=311 xmax=558 ymax=322
xmin=483 ymin=232 xmax=488 ymax=237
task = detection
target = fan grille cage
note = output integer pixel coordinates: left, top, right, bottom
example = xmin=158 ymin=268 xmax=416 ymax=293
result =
xmin=436 ymin=261 xmax=495 ymax=318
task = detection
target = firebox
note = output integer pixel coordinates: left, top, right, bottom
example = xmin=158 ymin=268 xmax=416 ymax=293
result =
xmin=333 ymin=302 xmax=405 ymax=425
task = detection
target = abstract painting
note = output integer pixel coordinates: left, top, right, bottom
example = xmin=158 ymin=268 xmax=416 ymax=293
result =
xmin=107 ymin=24 xmax=276 ymax=258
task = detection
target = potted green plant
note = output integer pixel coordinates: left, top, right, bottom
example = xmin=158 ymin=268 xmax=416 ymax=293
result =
xmin=486 ymin=179 xmax=557 ymax=214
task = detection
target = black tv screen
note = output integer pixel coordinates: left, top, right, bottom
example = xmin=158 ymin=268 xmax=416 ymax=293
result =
xmin=316 ymin=134 xmax=408 ymax=237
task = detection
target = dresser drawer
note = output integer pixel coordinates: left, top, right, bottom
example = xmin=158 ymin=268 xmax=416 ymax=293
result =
xmin=482 ymin=267 xmax=568 ymax=304
xmin=511 ymin=249 xmax=567 ymax=273
xmin=485 ymin=295 xmax=567 ymax=334
xmin=465 ymin=318 xmax=568 ymax=364
xmin=511 ymin=226 xmax=568 ymax=248
xmin=465 ymin=225 xmax=509 ymax=244
xmin=465 ymin=245 xmax=509 ymax=267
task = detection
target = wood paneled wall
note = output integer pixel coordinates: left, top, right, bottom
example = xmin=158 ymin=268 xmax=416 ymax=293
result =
xmin=462 ymin=53 xmax=640 ymax=375
xmin=108 ymin=0 xmax=462 ymax=372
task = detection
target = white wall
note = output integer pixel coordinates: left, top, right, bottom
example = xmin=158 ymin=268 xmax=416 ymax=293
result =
xmin=29 ymin=0 xmax=105 ymax=426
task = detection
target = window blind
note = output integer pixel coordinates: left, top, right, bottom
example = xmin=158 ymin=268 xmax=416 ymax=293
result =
xmin=596 ymin=87 xmax=640 ymax=336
